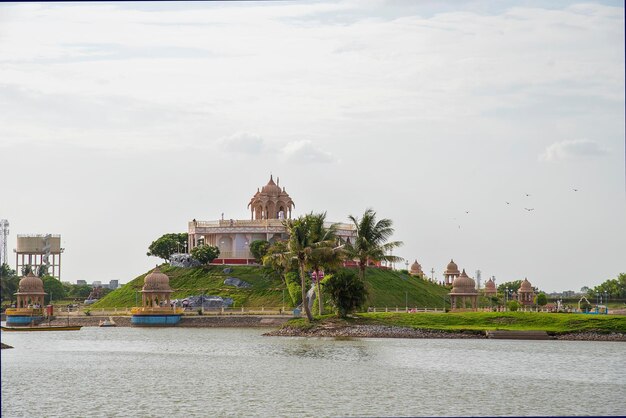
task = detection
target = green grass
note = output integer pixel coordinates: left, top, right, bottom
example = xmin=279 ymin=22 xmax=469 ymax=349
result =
xmin=362 ymin=268 xmax=449 ymax=308
xmin=282 ymin=312 xmax=626 ymax=334
xmin=91 ymin=265 xmax=450 ymax=310
xmin=91 ymin=264 xmax=285 ymax=308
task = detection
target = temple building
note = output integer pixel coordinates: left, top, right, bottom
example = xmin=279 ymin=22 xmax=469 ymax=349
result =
xmin=448 ymin=269 xmax=479 ymax=311
xmin=409 ymin=260 xmax=424 ymax=277
xmin=188 ymin=175 xmax=356 ymax=264
xmin=443 ymin=259 xmax=460 ymax=286
xmin=131 ymin=267 xmax=181 ymax=326
xmin=6 ymin=271 xmax=46 ymax=326
xmin=517 ymin=278 xmax=535 ymax=306
xmin=483 ymin=277 xmax=497 ymax=296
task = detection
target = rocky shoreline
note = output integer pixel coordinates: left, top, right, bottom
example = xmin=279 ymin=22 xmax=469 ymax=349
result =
xmin=264 ymin=325 xmax=626 ymax=341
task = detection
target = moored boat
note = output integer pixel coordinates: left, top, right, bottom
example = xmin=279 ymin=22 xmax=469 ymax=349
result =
xmin=1 ymin=325 xmax=82 ymax=332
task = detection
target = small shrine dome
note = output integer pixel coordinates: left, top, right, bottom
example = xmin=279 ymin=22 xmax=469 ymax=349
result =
xmin=142 ymin=267 xmax=172 ymax=292
xmin=451 ymin=269 xmax=477 ymax=294
xmin=520 ymin=278 xmax=533 ymax=291
xmin=445 ymin=259 xmax=460 ymax=275
xmin=410 ymin=260 xmax=423 ymax=275
xmin=17 ymin=271 xmax=45 ymax=294
xmin=485 ymin=278 xmax=496 ymax=290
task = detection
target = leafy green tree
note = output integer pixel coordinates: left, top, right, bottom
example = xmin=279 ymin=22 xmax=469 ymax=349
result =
xmin=0 ymin=264 xmax=20 ymax=303
xmin=42 ymin=276 xmax=66 ymax=304
xmin=70 ymin=284 xmax=93 ymax=299
xmin=190 ymin=245 xmax=220 ymax=264
xmin=262 ymin=241 xmax=297 ymax=284
xmin=345 ymin=208 xmax=403 ymax=282
xmin=21 ymin=265 xmax=33 ymax=275
xmin=37 ymin=265 xmax=48 ymax=277
xmin=497 ymin=280 xmax=523 ymax=295
xmin=591 ymin=273 xmax=626 ymax=299
xmin=250 ymin=240 xmax=270 ymax=263
xmin=323 ymin=269 xmax=368 ymax=318
xmin=147 ymin=233 xmax=188 ymax=262
xmin=507 ymin=300 xmax=520 ymax=312
xmin=535 ymin=292 xmax=548 ymax=307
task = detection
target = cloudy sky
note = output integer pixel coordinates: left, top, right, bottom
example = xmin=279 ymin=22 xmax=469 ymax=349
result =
xmin=1 ymin=1 xmax=624 ymax=292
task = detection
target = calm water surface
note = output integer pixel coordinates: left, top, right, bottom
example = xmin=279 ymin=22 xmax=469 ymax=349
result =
xmin=2 ymin=327 xmax=625 ymax=417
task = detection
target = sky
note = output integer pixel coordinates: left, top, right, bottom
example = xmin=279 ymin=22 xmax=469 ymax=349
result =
xmin=0 ymin=0 xmax=624 ymax=293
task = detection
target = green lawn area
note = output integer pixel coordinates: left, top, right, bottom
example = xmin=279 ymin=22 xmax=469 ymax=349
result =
xmin=286 ymin=311 xmax=626 ymax=334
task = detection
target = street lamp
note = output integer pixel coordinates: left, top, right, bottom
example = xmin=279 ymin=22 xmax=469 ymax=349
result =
xmin=405 ymin=291 xmax=408 ymax=311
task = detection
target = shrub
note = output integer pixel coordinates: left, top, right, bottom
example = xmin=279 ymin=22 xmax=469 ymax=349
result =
xmin=285 ymin=271 xmax=302 ymax=306
xmin=323 ymin=269 xmax=368 ymax=318
xmin=507 ymin=300 xmax=520 ymax=312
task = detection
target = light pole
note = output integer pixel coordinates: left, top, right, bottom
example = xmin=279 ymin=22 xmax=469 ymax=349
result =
xmin=405 ymin=291 xmax=408 ymax=311
xmin=505 ymin=288 xmax=509 ymax=311
xmin=431 ymin=268 xmax=435 ymax=283
xmin=604 ymin=291 xmax=609 ymax=314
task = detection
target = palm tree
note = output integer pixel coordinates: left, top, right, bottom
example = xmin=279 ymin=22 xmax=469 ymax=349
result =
xmin=307 ymin=213 xmax=344 ymax=316
xmin=346 ymin=208 xmax=404 ymax=282
xmin=283 ymin=216 xmax=316 ymax=322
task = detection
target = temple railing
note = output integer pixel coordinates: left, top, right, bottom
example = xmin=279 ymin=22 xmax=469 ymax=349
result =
xmin=5 ymin=307 xmax=45 ymax=315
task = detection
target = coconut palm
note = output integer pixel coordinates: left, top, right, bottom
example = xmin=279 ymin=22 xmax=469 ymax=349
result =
xmin=346 ymin=208 xmax=404 ymax=282
xmin=306 ymin=213 xmax=344 ymax=315
xmin=283 ymin=216 xmax=316 ymax=321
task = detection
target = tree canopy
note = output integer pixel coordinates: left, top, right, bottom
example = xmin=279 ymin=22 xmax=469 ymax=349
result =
xmin=345 ymin=208 xmax=403 ymax=281
xmin=42 ymin=276 xmax=66 ymax=304
xmin=497 ymin=280 xmax=522 ymax=294
xmin=589 ymin=273 xmax=626 ymax=299
xmin=147 ymin=233 xmax=188 ymax=262
xmin=249 ymin=240 xmax=270 ymax=263
xmin=0 ymin=264 xmax=19 ymax=303
xmin=323 ymin=269 xmax=368 ymax=318
xmin=190 ymin=245 xmax=220 ymax=264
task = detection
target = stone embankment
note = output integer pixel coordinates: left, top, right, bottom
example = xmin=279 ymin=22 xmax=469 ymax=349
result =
xmin=265 ymin=325 xmax=485 ymax=339
xmin=265 ymin=325 xmax=626 ymax=341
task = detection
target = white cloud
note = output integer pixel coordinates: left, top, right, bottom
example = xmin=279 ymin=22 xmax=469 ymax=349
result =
xmin=539 ymin=139 xmax=609 ymax=161
xmin=281 ymin=140 xmax=337 ymax=164
xmin=216 ymin=132 xmax=266 ymax=155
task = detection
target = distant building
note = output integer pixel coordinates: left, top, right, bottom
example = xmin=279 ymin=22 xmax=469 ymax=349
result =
xmin=517 ymin=278 xmax=536 ymax=306
xmin=108 ymin=280 xmax=119 ymax=289
xmin=483 ymin=277 xmax=497 ymax=296
xmin=14 ymin=234 xmax=64 ymax=280
xmin=92 ymin=281 xmax=102 ymax=288
xmin=188 ymin=175 xmax=356 ymax=264
xmin=76 ymin=280 xmax=87 ymax=286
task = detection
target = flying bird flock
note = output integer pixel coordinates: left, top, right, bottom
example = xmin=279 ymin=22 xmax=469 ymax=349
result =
xmin=455 ymin=187 xmax=581 ymax=230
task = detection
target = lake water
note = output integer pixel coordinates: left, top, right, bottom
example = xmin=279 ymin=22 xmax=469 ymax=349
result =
xmin=2 ymin=327 xmax=625 ymax=417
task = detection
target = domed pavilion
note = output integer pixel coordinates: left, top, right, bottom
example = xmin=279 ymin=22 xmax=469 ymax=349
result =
xmin=6 ymin=271 xmax=47 ymax=326
xmin=517 ymin=278 xmax=535 ymax=306
xmin=409 ymin=260 xmax=423 ymax=277
xmin=449 ymin=269 xmax=479 ymax=311
xmin=483 ymin=277 xmax=497 ymax=296
xmin=443 ymin=259 xmax=461 ymax=285
xmin=131 ymin=266 xmax=181 ymax=326
xmin=248 ymin=175 xmax=295 ymax=220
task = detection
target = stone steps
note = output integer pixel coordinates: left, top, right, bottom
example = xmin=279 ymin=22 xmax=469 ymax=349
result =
xmin=486 ymin=330 xmax=551 ymax=340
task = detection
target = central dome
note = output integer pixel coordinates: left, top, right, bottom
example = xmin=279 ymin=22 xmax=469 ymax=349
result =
xmin=17 ymin=271 xmax=45 ymax=294
xmin=142 ymin=266 xmax=172 ymax=292
xmin=261 ymin=175 xmax=282 ymax=195
xmin=519 ymin=278 xmax=533 ymax=291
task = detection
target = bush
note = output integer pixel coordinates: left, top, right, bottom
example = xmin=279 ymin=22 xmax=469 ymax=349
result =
xmin=191 ymin=245 xmax=220 ymax=264
xmin=285 ymin=271 xmax=302 ymax=306
xmin=323 ymin=269 xmax=368 ymax=318
xmin=507 ymin=300 xmax=520 ymax=312
xmin=250 ymin=240 xmax=270 ymax=263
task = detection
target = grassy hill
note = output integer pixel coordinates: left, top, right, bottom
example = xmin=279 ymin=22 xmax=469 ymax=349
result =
xmin=91 ymin=265 xmax=450 ymax=310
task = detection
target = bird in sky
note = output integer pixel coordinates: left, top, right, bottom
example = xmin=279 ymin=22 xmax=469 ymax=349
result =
xmin=524 ymin=208 xmax=534 ymax=211
xmin=465 ymin=211 xmax=470 ymax=214
xmin=525 ymin=193 xmax=531 ymax=197
xmin=573 ymin=188 xmax=579 ymax=192
xmin=505 ymin=201 xmax=510 ymax=205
